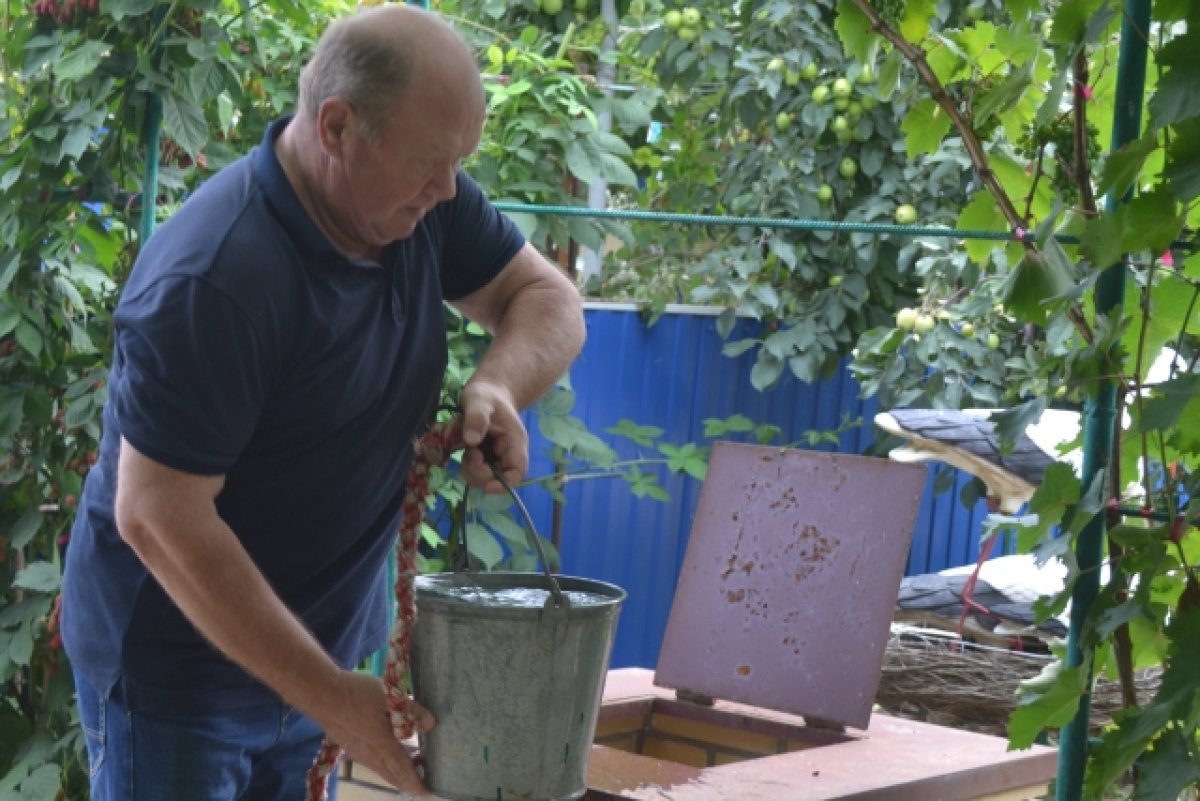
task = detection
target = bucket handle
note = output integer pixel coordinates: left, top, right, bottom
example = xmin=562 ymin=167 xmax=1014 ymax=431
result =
xmin=481 ymin=440 xmax=566 ymax=607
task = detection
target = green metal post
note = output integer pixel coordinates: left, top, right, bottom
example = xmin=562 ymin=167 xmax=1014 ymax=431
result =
xmin=138 ymin=91 xmax=163 ymax=245
xmin=1055 ymin=1 xmax=1152 ymax=798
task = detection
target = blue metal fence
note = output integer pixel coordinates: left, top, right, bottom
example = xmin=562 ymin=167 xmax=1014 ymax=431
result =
xmin=508 ymin=303 xmax=994 ymax=669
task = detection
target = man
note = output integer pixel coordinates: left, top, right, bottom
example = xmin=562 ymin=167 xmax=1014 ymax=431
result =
xmin=60 ymin=6 xmax=585 ymax=800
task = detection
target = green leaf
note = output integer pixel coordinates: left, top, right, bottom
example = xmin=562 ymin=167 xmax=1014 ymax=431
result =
xmin=479 ymin=511 xmax=530 ymax=549
xmin=68 ymin=320 xmax=98 ymax=355
xmin=973 ymin=61 xmax=1033 ymax=127
xmin=1085 ymin=610 xmax=1200 ymax=794
xmin=13 ymin=561 xmax=60 ymax=593
xmin=161 ymin=93 xmax=209 ymax=157
xmin=1118 ymin=189 xmax=1185 ymax=255
xmin=0 ymin=251 xmax=18 ymax=294
xmin=14 ymin=320 xmax=42 ymax=359
xmin=991 ymin=398 xmax=1048 ymax=454
xmin=1080 ymin=210 xmax=1124 ymax=268
xmin=658 ymin=442 xmax=708 ymax=480
xmin=1000 ymin=252 xmax=1074 ymax=325
xmin=750 ymin=353 xmax=783 ymax=390
xmin=59 ymin=124 xmax=93 ymax=163
xmin=1018 ymin=461 xmax=1080 ymax=551
xmin=0 ymin=597 xmax=52 ymax=628
xmin=957 ymin=192 xmax=1007 ymax=263
xmin=900 ymin=98 xmax=953 ymax=159
xmin=1007 ymin=661 xmax=1089 ymax=750
xmin=1049 ymin=0 xmax=1108 ymax=44
xmin=1148 ymin=27 xmax=1200 ymax=129
xmin=721 ymin=338 xmax=757 ymax=358
xmin=604 ymin=418 xmax=663 ymax=448
xmin=464 ymin=522 xmax=504 ymax=568
xmin=5 ymin=626 xmax=33 ymax=667
xmin=899 ymin=0 xmax=934 ymax=43
xmin=1165 ymin=118 xmax=1200 ymax=201
xmin=538 ymin=414 xmax=617 ymax=467
xmin=564 ymin=138 xmax=637 ymax=187
xmin=1133 ymin=728 xmax=1200 ymax=801
xmin=107 ymin=0 xmax=158 ymax=17
xmin=834 ymin=0 xmax=871 ymax=64
xmin=1097 ymin=134 xmax=1156 ymax=201
xmin=876 ymin=48 xmax=903 ymax=101
xmin=188 ymin=59 xmax=228 ymax=105
xmin=53 ymin=40 xmax=111 ymax=81
xmin=17 ymin=763 xmax=62 ymax=801
xmin=9 ymin=509 xmax=44 ymax=550
xmin=1136 ymin=374 xmax=1200 ymax=434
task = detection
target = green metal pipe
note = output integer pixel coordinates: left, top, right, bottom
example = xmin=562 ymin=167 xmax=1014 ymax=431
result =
xmin=492 ymin=202 xmax=1032 ymax=240
xmin=1055 ymin=0 xmax=1152 ymax=798
xmin=138 ymin=91 xmax=162 ymax=246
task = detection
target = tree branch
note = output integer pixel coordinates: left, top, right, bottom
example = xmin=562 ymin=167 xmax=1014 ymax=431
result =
xmin=1072 ymin=50 xmax=1099 ymax=216
xmin=848 ymin=0 xmax=1094 ymax=345
xmin=848 ymin=0 xmax=1030 ymax=237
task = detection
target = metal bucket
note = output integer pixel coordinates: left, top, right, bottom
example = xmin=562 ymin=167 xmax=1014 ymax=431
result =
xmin=411 ymin=571 xmax=626 ymax=801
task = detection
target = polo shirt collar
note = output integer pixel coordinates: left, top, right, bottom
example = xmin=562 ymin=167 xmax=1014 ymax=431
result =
xmin=254 ymin=116 xmax=344 ymax=262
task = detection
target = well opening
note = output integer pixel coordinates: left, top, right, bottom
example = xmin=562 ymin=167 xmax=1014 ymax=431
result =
xmin=592 ymin=696 xmax=852 ymax=769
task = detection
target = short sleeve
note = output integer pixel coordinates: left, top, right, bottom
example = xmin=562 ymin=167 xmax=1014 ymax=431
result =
xmin=110 ymin=276 xmax=273 ymax=476
xmin=439 ymin=172 xmax=526 ymax=300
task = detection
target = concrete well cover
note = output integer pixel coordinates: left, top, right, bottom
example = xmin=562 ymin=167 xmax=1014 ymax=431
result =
xmin=654 ymin=441 xmax=928 ymax=730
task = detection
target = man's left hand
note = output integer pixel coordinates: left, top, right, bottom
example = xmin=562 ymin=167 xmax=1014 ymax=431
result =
xmin=457 ymin=378 xmax=528 ymax=492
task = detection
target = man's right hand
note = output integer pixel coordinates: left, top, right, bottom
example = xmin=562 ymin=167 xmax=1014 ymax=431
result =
xmin=320 ymin=670 xmax=436 ymax=795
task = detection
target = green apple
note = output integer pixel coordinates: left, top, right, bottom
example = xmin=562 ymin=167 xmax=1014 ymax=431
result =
xmin=914 ymin=314 xmax=935 ymax=334
xmin=966 ymin=2 xmax=986 ymax=20
xmin=775 ymin=111 xmax=793 ymax=130
xmin=832 ymin=77 xmax=853 ymax=98
xmin=960 ymin=322 xmax=975 ymax=338
xmin=681 ymin=6 xmax=700 ymax=26
xmin=857 ymin=65 xmax=875 ymax=84
xmin=664 ymin=9 xmax=682 ymax=29
xmin=677 ymin=25 xmax=698 ymax=41
xmin=828 ymin=274 xmax=843 ymax=287
xmin=767 ymin=57 xmax=784 ymax=72
xmin=785 ymin=68 xmax=801 ymax=87
xmin=542 ymin=0 xmax=563 ymax=14
xmin=817 ymin=183 xmax=834 ymax=203
xmin=831 ymin=115 xmax=849 ymax=134
xmin=833 ymin=97 xmax=850 ymax=111
xmin=812 ymin=85 xmax=831 ymax=103
xmin=894 ymin=204 xmax=918 ymax=224
xmin=838 ymin=157 xmax=858 ymax=179
xmin=801 ymin=61 xmax=819 ymax=80
xmin=860 ymin=94 xmax=877 ymax=110
xmin=575 ymin=0 xmax=588 ymax=10
xmin=986 ymin=332 xmax=1001 ymax=349
xmin=896 ymin=307 xmax=919 ymax=330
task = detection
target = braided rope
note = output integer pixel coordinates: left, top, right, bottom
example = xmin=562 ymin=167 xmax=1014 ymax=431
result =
xmin=306 ymin=421 xmax=460 ymax=800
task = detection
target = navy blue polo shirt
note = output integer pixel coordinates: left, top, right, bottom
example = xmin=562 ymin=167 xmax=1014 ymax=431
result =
xmin=61 ymin=117 xmax=524 ymax=710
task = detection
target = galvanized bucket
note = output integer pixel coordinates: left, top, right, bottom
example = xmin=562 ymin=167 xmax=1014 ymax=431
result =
xmin=411 ymin=571 xmax=626 ymax=801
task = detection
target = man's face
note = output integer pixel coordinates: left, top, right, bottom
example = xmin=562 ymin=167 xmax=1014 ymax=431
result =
xmin=334 ymin=90 xmax=483 ymax=248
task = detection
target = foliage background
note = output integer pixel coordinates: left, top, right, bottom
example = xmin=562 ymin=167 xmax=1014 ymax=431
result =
xmin=1 ymin=0 xmax=1198 ymax=797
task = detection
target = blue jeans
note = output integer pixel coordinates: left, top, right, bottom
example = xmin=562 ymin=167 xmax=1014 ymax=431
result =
xmin=75 ymin=670 xmax=339 ymax=801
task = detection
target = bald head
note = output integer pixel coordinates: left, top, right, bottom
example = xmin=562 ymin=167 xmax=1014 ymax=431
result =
xmin=297 ymin=5 xmax=483 ymax=139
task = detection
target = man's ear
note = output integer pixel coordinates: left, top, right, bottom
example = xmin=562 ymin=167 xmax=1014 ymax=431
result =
xmin=316 ymin=98 xmax=355 ymax=157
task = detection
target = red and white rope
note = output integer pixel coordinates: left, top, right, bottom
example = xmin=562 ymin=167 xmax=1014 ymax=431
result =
xmin=306 ymin=421 xmax=459 ymax=801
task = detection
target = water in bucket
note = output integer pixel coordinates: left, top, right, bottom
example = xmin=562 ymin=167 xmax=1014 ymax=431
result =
xmin=411 ymin=572 xmax=626 ymax=801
